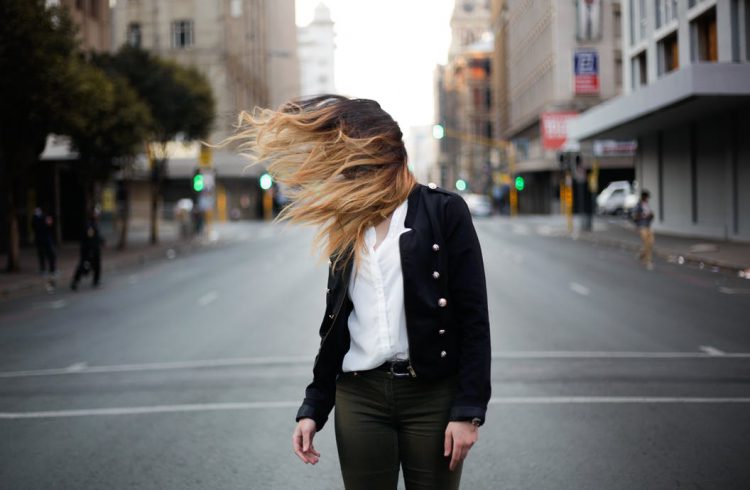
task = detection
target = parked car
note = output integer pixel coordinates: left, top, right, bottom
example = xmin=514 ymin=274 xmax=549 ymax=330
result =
xmin=463 ymin=193 xmax=492 ymax=217
xmin=596 ymin=181 xmax=637 ymax=215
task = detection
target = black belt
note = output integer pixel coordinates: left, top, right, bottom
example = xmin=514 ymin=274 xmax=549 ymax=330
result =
xmin=374 ymin=359 xmax=415 ymax=378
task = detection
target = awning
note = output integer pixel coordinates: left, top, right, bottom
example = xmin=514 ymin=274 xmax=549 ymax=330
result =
xmin=569 ymin=63 xmax=750 ymax=141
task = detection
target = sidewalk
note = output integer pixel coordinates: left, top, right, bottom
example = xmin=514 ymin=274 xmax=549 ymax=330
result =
xmin=506 ymin=215 xmax=750 ymax=274
xmin=1 ymin=219 xmax=190 ymax=300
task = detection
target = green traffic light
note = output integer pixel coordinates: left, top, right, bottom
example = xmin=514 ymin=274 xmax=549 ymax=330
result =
xmin=433 ymin=124 xmax=445 ymax=140
xmin=259 ymin=173 xmax=273 ymax=190
xmin=514 ymin=176 xmax=525 ymax=192
xmin=193 ymin=174 xmax=204 ymax=192
xmin=455 ymin=179 xmax=467 ymax=192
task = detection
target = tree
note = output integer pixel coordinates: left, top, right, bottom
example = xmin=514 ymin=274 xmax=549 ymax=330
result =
xmin=0 ymin=0 xmax=79 ymax=272
xmin=103 ymin=47 xmax=215 ymax=244
xmin=65 ymin=57 xmax=153 ymax=249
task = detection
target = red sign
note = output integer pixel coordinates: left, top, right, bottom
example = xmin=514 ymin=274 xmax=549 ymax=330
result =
xmin=541 ymin=112 xmax=578 ymax=150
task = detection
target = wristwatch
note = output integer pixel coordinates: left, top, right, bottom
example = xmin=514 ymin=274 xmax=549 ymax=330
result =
xmin=470 ymin=417 xmax=482 ymax=428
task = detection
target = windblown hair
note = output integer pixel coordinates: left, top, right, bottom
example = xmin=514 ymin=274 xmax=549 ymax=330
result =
xmin=227 ymin=94 xmax=416 ymax=270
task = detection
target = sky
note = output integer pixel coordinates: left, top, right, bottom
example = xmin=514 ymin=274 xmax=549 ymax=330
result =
xmin=295 ymin=0 xmax=454 ymax=131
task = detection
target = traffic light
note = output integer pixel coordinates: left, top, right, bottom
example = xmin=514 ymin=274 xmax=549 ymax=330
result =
xmin=193 ymin=172 xmax=205 ymax=192
xmin=259 ymin=173 xmax=273 ymax=190
xmin=432 ymin=124 xmax=445 ymax=140
xmin=514 ymin=176 xmax=525 ymax=192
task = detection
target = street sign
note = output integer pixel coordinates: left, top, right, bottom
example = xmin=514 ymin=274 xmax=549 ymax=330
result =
xmin=541 ymin=112 xmax=578 ymax=150
xmin=574 ymin=49 xmax=599 ymax=95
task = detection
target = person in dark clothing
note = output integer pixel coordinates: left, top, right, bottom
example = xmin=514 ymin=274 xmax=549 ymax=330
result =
xmin=32 ymin=207 xmax=56 ymax=276
xmin=71 ymin=213 xmax=104 ymax=290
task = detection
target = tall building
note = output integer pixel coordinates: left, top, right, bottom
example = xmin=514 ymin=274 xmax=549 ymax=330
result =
xmin=298 ymin=3 xmax=336 ymax=97
xmin=48 ymin=0 xmax=111 ymax=52
xmin=435 ymin=0 xmax=492 ymax=191
xmin=113 ymin=0 xmax=269 ymax=143
xmin=266 ymin=0 xmax=301 ymax=108
xmin=502 ymin=0 xmax=624 ymax=214
xmin=571 ymin=0 xmax=750 ymax=241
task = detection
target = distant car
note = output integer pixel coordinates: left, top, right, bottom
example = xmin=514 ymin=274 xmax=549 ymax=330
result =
xmin=596 ymin=181 xmax=635 ymax=215
xmin=463 ymin=193 xmax=492 ymax=217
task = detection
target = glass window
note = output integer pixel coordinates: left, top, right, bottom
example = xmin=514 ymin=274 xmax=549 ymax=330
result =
xmin=631 ymin=51 xmax=647 ymax=89
xmin=171 ymin=20 xmax=194 ymax=49
xmin=692 ymin=7 xmax=717 ymax=62
xmin=127 ymin=22 xmax=142 ymax=47
xmin=658 ymin=32 xmax=679 ymax=75
xmin=230 ymin=0 xmax=242 ymax=18
xmin=655 ymin=0 xmax=677 ymax=28
xmin=639 ymin=0 xmax=647 ymax=39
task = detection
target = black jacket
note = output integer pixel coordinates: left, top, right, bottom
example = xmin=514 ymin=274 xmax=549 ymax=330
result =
xmin=296 ymin=183 xmax=491 ymax=430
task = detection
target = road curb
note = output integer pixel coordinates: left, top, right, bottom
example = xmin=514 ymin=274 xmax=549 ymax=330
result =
xmin=573 ymin=231 xmax=748 ymax=274
xmin=0 ymin=237 xmax=225 ymax=301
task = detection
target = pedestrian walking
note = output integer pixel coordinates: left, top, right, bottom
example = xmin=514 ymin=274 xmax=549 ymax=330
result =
xmin=71 ymin=211 xmax=104 ymax=290
xmin=229 ymin=95 xmax=491 ymax=489
xmin=32 ymin=207 xmax=57 ymax=277
xmin=632 ymin=190 xmax=655 ymax=269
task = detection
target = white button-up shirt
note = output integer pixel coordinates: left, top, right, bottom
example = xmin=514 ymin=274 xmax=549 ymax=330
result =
xmin=342 ymin=199 xmax=411 ymax=372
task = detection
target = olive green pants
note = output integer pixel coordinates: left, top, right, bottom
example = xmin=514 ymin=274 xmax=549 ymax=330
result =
xmin=334 ymin=370 xmax=462 ymax=490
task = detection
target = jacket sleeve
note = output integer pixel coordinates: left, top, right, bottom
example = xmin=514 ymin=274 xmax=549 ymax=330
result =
xmin=295 ymin=266 xmax=345 ymax=431
xmin=444 ymin=195 xmax=492 ymax=424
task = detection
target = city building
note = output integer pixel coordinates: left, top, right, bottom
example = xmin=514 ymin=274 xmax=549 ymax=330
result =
xmin=570 ymin=0 xmax=750 ymax=241
xmin=502 ymin=0 xmax=625 ymax=213
xmin=266 ymin=0 xmax=301 ymax=109
xmin=297 ymin=3 xmax=336 ymax=97
xmin=113 ymin=0 xmax=269 ymax=142
xmin=112 ymin=0 xmax=299 ymax=221
xmin=47 ymin=0 xmax=112 ymax=52
xmin=435 ymin=0 xmax=492 ymax=191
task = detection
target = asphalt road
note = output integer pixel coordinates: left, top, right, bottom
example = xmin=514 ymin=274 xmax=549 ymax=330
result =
xmin=1 ymin=218 xmax=749 ymax=489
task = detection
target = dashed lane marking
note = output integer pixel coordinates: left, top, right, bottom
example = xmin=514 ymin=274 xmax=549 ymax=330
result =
xmin=699 ymin=346 xmax=725 ymax=356
xmin=197 ymin=291 xmax=219 ymax=306
xmin=569 ymin=282 xmax=590 ymax=296
xmin=719 ymin=287 xmax=750 ymax=295
xmin=3 ymin=397 xmax=750 ymax=420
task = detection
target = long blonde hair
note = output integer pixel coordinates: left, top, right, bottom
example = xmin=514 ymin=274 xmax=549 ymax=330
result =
xmin=228 ymin=95 xmax=416 ymax=270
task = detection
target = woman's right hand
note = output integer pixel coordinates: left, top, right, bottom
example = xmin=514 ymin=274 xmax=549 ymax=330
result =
xmin=292 ymin=418 xmax=320 ymax=464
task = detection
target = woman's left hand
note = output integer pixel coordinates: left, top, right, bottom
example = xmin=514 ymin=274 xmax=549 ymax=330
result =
xmin=443 ymin=421 xmax=478 ymax=471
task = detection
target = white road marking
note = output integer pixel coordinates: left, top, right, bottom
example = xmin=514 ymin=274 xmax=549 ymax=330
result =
xmin=699 ymin=345 xmax=725 ymax=356
xmin=569 ymin=282 xmax=590 ymax=296
xmin=511 ymin=225 xmax=530 ymax=235
xmin=197 ymin=291 xmax=219 ymax=306
xmin=2 ymin=351 xmax=750 ymax=380
xmin=0 ymin=356 xmax=312 ymax=379
xmin=490 ymin=351 xmax=750 ymax=359
xmin=3 ymin=397 xmax=750 ymax=420
xmin=128 ymin=275 xmax=138 ymax=285
xmin=0 ymin=401 xmax=300 ymax=419
xmin=719 ymin=287 xmax=750 ymax=295
xmin=65 ymin=362 xmax=88 ymax=372
xmin=48 ymin=300 xmax=67 ymax=309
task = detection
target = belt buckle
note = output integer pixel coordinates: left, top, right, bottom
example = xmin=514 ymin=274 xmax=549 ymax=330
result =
xmin=389 ymin=362 xmax=411 ymax=379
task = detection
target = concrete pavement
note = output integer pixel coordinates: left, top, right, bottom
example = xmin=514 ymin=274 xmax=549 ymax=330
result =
xmin=1 ymin=218 xmax=749 ymax=489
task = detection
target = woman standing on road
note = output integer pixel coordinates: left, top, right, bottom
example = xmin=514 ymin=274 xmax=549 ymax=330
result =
xmin=230 ymin=95 xmax=491 ymax=489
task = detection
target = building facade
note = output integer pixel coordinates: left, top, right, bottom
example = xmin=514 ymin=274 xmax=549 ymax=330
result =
xmin=571 ymin=0 xmax=750 ymax=241
xmin=503 ymin=0 xmax=624 ymax=213
xmin=266 ymin=0 xmax=301 ymax=109
xmin=113 ymin=0 xmax=270 ymax=143
xmin=297 ymin=3 xmax=336 ymax=97
xmin=435 ymin=0 xmax=492 ymax=192
xmin=50 ymin=0 xmax=112 ymax=52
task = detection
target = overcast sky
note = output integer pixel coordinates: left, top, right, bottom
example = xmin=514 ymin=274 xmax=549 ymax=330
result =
xmin=295 ymin=0 xmax=454 ymax=131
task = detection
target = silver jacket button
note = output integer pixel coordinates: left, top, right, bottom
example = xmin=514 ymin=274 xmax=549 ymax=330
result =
xmin=438 ymin=298 xmax=447 ymax=307
xmin=432 ymin=271 xmax=440 ymax=279
xmin=432 ymin=244 xmax=440 ymax=252
xmin=440 ymin=351 xmax=447 ymax=358
xmin=428 ymin=182 xmax=437 ymax=189
xmin=438 ymin=329 xmax=446 ymax=335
